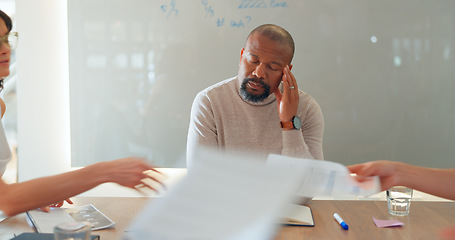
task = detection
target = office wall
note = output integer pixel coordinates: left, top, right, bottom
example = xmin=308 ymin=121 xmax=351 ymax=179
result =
xmin=16 ymin=0 xmax=71 ymax=181
xmin=50 ymin=0 xmax=455 ymax=170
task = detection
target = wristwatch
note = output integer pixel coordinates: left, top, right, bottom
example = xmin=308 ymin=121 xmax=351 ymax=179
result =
xmin=280 ymin=116 xmax=301 ymax=130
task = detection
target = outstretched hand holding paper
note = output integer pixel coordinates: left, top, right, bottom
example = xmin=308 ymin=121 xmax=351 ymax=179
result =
xmin=267 ymin=154 xmax=381 ymax=199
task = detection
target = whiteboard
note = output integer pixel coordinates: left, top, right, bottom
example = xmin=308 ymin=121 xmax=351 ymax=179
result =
xmin=68 ymin=0 xmax=455 ymax=168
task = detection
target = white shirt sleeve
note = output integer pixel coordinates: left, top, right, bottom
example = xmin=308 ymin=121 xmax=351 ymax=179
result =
xmin=0 ymin=115 xmax=12 ymax=177
xmin=0 ymin=210 xmax=7 ymax=222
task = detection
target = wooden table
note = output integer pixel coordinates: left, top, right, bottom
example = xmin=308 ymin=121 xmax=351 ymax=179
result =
xmin=278 ymin=200 xmax=455 ymax=240
xmin=1 ymin=198 xmax=454 ymax=240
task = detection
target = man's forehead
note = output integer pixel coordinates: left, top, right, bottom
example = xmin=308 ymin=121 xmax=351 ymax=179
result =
xmin=245 ymin=35 xmax=292 ymax=64
xmin=244 ymin=48 xmax=289 ymax=67
xmin=243 ymin=52 xmax=285 ymax=69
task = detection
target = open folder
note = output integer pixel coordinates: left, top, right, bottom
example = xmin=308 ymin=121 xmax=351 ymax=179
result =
xmin=281 ymin=204 xmax=314 ymax=226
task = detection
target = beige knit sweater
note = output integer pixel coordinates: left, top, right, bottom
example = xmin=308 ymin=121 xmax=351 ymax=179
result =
xmin=187 ymin=77 xmax=324 ymax=167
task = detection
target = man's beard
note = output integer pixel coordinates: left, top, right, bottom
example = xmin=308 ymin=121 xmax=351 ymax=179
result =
xmin=240 ymin=78 xmax=271 ymax=103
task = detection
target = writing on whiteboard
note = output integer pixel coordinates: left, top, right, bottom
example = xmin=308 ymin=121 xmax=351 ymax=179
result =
xmin=161 ymin=0 xmax=288 ymax=28
xmin=201 ymin=0 xmax=215 ymax=18
xmin=161 ymin=0 xmax=179 ymax=19
xmin=238 ymin=0 xmax=288 ymax=9
xmin=217 ymin=16 xmax=253 ymax=28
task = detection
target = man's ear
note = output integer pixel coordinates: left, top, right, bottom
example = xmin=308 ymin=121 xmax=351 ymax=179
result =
xmin=239 ymin=48 xmax=245 ymax=66
xmin=0 ymin=98 xmax=5 ymax=119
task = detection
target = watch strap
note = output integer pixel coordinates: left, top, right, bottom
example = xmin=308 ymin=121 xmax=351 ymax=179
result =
xmin=280 ymin=120 xmax=294 ymax=129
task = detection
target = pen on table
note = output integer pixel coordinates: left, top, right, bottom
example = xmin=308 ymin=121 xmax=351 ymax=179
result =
xmin=333 ymin=213 xmax=349 ymax=230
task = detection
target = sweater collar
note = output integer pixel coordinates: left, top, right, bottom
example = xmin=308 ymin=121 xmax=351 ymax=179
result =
xmin=235 ymin=76 xmax=277 ymax=106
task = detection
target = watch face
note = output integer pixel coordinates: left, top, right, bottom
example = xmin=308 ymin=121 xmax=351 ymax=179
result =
xmin=293 ymin=116 xmax=302 ymax=129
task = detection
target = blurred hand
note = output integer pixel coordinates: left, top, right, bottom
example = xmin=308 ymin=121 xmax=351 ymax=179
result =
xmin=103 ymin=157 xmax=165 ymax=193
xmin=440 ymin=226 xmax=455 ymax=240
xmin=347 ymin=160 xmax=400 ymax=191
xmin=39 ymin=198 xmax=73 ymax=212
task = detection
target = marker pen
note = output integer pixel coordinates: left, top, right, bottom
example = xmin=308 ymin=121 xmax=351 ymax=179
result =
xmin=333 ymin=213 xmax=349 ymax=230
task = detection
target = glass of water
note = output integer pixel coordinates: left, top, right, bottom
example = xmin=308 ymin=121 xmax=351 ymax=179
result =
xmin=386 ymin=186 xmax=413 ymax=216
xmin=54 ymin=222 xmax=91 ymax=240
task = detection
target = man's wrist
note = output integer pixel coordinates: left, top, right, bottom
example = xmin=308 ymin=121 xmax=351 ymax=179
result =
xmin=280 ymin=116 xmax=301 ymax=130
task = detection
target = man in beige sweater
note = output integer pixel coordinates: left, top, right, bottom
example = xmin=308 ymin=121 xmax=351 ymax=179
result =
xmin=187 ymin=24 xmax=324 ymax=167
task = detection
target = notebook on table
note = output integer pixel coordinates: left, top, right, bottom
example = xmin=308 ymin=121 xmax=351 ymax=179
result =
xmin=280 ymin=204 xmax=314 ymax=227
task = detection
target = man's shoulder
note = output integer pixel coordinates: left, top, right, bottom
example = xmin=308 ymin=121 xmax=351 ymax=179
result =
xmin=296 ymin=89 xmax=323 ymax=114
xmin=198 ymin=77 xmax=237 ymax=97
xmin=298 ymin=89 xmax=317 ymax=103
xmin=206 ymin=77 xmax=236 ymax=91
xmin=296 ymin=89 xmax=323 ymax=118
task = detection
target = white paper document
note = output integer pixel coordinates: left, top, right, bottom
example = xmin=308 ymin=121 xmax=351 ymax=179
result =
xmin=267 ymin=154 xmax=380 ymax=198
xmin=124 ymin=148 xmax=300 ymax=240
xmin=0 ymin=210 xmax=7 ymax=223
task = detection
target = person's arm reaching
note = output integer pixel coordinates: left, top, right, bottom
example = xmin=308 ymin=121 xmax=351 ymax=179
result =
xmin=0 ymin=157 xmax=163 ymax=217
xmin=348 ymin=160 xmax=455 ymax=200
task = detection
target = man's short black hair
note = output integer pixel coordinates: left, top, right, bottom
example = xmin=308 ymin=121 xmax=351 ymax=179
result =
xmin=246 ymin=24 xmax=295 ymax=62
